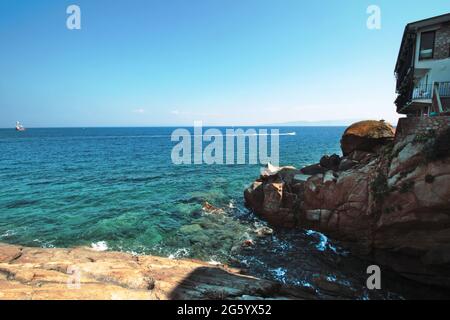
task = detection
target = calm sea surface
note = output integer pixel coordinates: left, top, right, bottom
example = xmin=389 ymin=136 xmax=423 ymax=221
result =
xmin=0 ymin=127 xmax=446 ymax=299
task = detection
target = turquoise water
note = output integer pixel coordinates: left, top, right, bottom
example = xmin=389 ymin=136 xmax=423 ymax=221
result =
xmin=0 ymin=127 xmax=444 ymax=299
xmin=0 ymin=127 xmax=342 ymax=252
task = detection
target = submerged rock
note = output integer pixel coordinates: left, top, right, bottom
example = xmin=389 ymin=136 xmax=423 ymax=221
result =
xmin=179 ymin=224 xmax=203 ymax=234
xmin=242 ymin=239 xmax=255 ymax=248
xmin=202 ymin=201 xmax=225 ymax=215
xmin=254 ymin=226 xmax=274 ymax=237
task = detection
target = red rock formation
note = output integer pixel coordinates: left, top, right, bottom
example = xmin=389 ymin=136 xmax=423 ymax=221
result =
xmin=340 ymin=120 xmax=395 ymax=156
xmin=245 ymin=121 xmax=450 ymax=288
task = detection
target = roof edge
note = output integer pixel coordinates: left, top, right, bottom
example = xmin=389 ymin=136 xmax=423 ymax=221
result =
xmin=394 ymin=13 xmax=450 ymax=74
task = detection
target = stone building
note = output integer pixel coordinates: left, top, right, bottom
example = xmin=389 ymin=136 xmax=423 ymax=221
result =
xmin=395 ymin=13 xmax=450 ymax=116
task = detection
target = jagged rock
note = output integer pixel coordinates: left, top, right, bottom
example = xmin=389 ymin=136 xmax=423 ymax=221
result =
xmin=262 ymin=182 xmax=283 ymax=213
xmin=389 ymin=141 xmax=423 ymax=177
xmin=320 ymin=154 xmax=341 ymax=171
xmin=244 ymin=181 xmax=264 ymax=213
xmin=202 ymin=202 xmax=225 ymax=215
xmin=305 ymin=210 xmax=321 ymax=222
xmin=347 ymin=150 xmax=375 ymax=163
xmin=338 ymin=158 xmax=358 ymax=171
xmin=293 ymin=174 xmax=310 ymax=182
xmin=261 ymin=163 xmax=296 ymax=178
xmin=340 ymin=120 xmax=395 ymax=156
xmin=254 ymin=226 xmax=274 ymax=237
xmin=244 ymin=120 xmax=450 ymax=289
xmin=242 ymin=239 xmax=255 ymax=248
xmin=300 ymin=163 xmax=325 ymax=175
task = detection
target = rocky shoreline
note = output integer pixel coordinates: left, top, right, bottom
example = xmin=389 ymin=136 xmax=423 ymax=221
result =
xmin=2 ymin=120 xmax=449 ymax=300
xmin=0 ymin=242 xmax=322 ymax=300
xmin=245 ymin=120 xmax=450 ymax=290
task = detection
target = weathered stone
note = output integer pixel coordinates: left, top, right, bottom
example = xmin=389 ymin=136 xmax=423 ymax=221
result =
xmin=320 ymin=154 xmax=341 ymax=171
xmin=262 ymin=182 xmax=283 ymax=213
xmin=202 ymin=202 xmax=225 ymax=215
xmin=244 ymin=119 xmax=450 ymax=289
xmin=300 ymin=163 xmax=326 ymax=175
xmin=244 ymin=181 xmax=264 ymax=212
xmin=293 ymin=174 xmax=310 ymax=182
xmin=305 ymin=210 xmax=321 ymax=222
xmin=338 ymin=158 xmax=358 ymax=171
xmin=348 ymin=150 xmax=374 ymax=162
xmin=0 ymin=244 xmax=22 ymax=263
xmin=320 ymin=210 xmax=332 ymax=223
xmin=242 ymin=239 xmax=255 ymax=248
xmin=254 ymin=226 xmax=274 ymax=237
xmin=0 ymin=243 xmax=314 ymax=300
xmin=389 ymin=142 xmax=423 ymax=177
xmin=323 ymin=171 xmax=337 ymax=184
xmin=341 ymin=120 xmax=395 ymax=156
xmin=282 ymin=192 xmax=297 ymax=209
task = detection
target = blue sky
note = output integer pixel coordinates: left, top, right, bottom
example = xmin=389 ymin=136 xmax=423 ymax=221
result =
xmin=0 ymin=0 xmax=449 ymax=127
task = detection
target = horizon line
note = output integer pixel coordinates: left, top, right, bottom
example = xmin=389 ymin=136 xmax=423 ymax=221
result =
xmin=1 ymin=118 xmax=402 ymax=129
xmin=0 ymin=125 xmax=357 ymax=129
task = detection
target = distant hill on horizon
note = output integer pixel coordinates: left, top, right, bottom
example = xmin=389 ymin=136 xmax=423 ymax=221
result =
xmin=264 ymin=119 xmax=364 ymax=127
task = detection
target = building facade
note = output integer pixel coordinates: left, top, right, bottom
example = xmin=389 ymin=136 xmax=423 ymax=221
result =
xmin=395 ymin=14 xmax=450 ymax=116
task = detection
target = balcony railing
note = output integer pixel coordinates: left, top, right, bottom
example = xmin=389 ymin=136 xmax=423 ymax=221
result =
xmin=438 ymin=82 xmax=450 ymax=97
xmin=412 ymin=83 xmax=432 ymax=100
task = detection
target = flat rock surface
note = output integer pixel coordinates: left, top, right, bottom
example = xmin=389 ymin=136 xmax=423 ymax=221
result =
xmin=0 ymin=243 xmax=313 ymax=300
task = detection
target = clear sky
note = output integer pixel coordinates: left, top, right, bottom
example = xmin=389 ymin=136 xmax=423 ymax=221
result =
xmin=0 ymin=0 xmax=449 ymax=127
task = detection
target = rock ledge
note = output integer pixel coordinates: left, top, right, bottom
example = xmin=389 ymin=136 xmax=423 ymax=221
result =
xmin=0 ymin=243 xmax=313 ymax=300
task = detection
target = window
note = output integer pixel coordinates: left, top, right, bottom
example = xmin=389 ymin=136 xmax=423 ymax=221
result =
xmin=419 ymin=31 xmax=435 ymax=60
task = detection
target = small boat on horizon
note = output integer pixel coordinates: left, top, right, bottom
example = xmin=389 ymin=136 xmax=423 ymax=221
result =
xmin=15 ymin=121 xmax=26 ymax=131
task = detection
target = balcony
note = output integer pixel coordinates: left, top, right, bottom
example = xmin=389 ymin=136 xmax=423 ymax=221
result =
xmin=438 ymin=82 xmax=450 ymax=97
xmin=412 ymin=83 xmax=432 ymax=100
xmin=399 ymin=82 xmax=450 ymax=115
xmin=413 ymin=82 xmax=450 ymax=101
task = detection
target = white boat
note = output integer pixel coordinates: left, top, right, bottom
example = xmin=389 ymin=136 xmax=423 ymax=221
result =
xmin=15 ymin=121 xmax=26 ymax=131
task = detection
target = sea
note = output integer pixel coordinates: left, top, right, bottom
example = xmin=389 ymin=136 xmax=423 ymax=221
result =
xmin=0 ymin=127 xmax=447 ymax=299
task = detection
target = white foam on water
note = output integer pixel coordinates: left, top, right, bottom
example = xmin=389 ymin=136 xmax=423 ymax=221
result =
xmin=0 ymin=230 xmax=16 ymax=239
xmin=270 ymin=267 xmax=288 ymax=283
xmin=168 ymin=248 xmax=189 ymax=259
xmin=33 ymin=238 xmax=55 ymax=248
xmin=326 ymin=275 xmax=338 ymax=282
xmin=91 ymin=241 xmax=108 ymax=252
xmin=306 ymin=230 xmax=332 ymax=252
xmin=208 ymin=259 xmax=222 ymax=266
xmin=297 ymin=280 xmax=315 ymax=289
